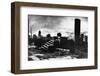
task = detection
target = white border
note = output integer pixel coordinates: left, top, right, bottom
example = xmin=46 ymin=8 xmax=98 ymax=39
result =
xmin=20 ymin=6 xmax=95 ymax=70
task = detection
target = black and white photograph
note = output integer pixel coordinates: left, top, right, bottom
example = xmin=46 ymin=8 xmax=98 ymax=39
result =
xmin=11 ymin=2 xmax=97 ymax=74
xmin=28 ymin=15 xmax=88 ymax=61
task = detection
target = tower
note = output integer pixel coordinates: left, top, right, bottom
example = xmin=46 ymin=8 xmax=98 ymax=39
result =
xmin=74 ymin=19 xmax=81 ymax=55
xmin=74 ymin=19 xmax=81 ymax=43
xmin=38 ymin=30 xmax=41 ymax=37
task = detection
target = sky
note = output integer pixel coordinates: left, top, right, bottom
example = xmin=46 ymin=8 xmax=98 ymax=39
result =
xmin=28 ymin=15 xmax=88 ymax=38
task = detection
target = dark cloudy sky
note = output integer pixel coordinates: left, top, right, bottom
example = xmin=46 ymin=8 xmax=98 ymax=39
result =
xmin=28 ymin=15 xmax=88 ymax=37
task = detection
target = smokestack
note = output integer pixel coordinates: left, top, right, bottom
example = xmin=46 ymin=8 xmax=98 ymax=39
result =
xmin=74 ymin=19 xmax=81 ymax=42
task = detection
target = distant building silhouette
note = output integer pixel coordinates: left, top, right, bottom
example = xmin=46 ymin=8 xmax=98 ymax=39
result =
xmin=46 ymin=34 xmax=51 ymax=38
xmin=80 ymin=34 xmax=84 ymax=42
xmin=46 ymin=34 xmax=51 ymax=41
xmin=38 ymin=30 xmax=42 ymax=38
xmin=85 ymin=36 xmax=88 ymax=43
xmin=33 ymin=34 xmax=37 ymax=40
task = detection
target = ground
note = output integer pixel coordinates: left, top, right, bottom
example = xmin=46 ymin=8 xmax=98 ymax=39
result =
xmin=28 ymin=47 xmax=78 ymax=61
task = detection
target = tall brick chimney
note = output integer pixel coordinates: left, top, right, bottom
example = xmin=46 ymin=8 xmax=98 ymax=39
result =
xmin=74 ymin=19 xmax=81 ymax=42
